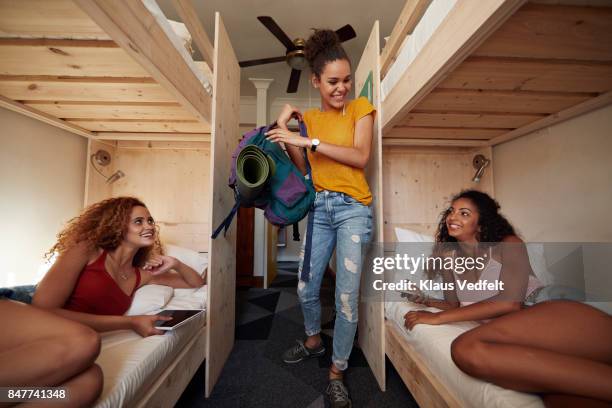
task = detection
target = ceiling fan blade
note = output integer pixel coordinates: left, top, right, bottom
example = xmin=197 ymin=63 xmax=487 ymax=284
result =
xmin=257 ymin=16 xmax=297 ymax=51
xmin=335 ymin=24 xmax=357 ymax=42
xmin=239 ymin=56 xmax=286 ymax=68
xmin=287 ymin=69 xmax=301 ymax=93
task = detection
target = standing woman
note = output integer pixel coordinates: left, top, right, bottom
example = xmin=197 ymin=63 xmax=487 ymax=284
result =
xmin=265 ymin=29 xmax=375 ymax=407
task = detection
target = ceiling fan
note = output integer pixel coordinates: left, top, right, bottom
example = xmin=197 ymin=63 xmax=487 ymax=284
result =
xmin=239 ymin=16 xmax=357 ymax=93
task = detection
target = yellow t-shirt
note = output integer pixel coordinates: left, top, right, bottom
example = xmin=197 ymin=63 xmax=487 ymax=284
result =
xmin=303 ymin=96 xmax=376 ymax=206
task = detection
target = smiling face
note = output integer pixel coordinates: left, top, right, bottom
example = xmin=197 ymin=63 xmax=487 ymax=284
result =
xmin=445 ymin=198 xmax=481 ymax=243
xmin=124 ymin=205 xmax=156 ymax=248
xmin=312 ymin=59 xmax=352 ymax=111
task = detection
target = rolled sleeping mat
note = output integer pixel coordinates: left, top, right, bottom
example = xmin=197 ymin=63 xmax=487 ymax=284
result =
xmin=236 ymin=145 xmax=275 ymax=201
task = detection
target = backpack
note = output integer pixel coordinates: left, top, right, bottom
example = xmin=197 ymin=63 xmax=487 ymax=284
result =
xmin=211 ymin=120 xmax=315 ymax=239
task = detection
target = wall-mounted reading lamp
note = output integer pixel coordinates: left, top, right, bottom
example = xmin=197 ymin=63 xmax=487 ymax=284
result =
xmin=472 ymin=154 xmax=490 ymax=183
xmin=90 ymin=149 xmax=125 ymax=184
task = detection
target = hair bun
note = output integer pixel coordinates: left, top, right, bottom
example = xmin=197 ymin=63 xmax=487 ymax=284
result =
xmin=305 ymin=29 xmax=340 ymax=64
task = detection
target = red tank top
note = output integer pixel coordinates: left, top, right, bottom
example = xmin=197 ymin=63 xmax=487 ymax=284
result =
xmin=64 ymin=251 xmax=141 ymax=315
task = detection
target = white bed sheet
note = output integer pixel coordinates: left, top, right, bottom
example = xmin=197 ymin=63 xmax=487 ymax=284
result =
xmin=381 ymin=0 xmax=457 ymax=101
xmin=94 ymin=286 xmax=207 ymax=408
xmin=385 ymin=301 xmax=544 ymax=408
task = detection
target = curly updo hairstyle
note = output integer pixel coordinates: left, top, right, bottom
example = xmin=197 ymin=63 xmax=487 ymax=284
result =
xmin=304 ymin=29 xmax=350 ymax=77
xmin=47 ymin=196 xmax=162 ymax=267
xmin=436 ymin=190 xmax=516 ymax=244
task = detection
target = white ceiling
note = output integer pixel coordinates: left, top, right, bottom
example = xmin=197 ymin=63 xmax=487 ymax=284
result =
xmin=157 ymin=0 xmax=405 ymax=100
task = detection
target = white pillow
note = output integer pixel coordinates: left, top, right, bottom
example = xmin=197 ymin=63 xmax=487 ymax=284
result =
xmin=126 ymin=284 xmax=173 ymax=316
xmin=392 ymin=228 xmax=442 ymax=298
xmin=164 ymin=244 xmax=208 ymax=276
xmin=395 ymin=227 xmax=551 ymax=281
xmin=393 ymin=228 xmax=553 ymax=295
xmin=526 ymin=244 xmax=552 ymax=286
xmin=165 ymin=286 xmax=207 ymax=310
xmin=395 ymin=227 xmax=434 ymax=243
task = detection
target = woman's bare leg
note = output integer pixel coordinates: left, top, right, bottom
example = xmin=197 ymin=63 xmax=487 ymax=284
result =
xmin=450 ymin=301 xmax=612 ymax=401
xmin=16 ymin=364 xmax=103 ymax=408
xmin=0 ymin=301 xmax=103 ymax=406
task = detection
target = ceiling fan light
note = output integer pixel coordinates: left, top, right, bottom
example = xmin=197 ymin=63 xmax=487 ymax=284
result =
xmin=288 ymin=55 xmax=307 ymax=70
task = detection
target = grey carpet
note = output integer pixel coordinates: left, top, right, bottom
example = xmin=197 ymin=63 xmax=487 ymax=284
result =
xmin=176 ymin=262 xmax=418 ymax=407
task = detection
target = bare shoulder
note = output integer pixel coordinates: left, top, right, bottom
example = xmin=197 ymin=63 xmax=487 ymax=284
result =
xmin=62 ymin=241 xmax=101 ymax=265
xmin=501 ymin=235 xmax=523 ymax=244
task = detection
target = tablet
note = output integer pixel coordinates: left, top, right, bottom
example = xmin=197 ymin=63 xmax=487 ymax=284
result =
xmin=154 ymin=309 xmax=204 ymax=330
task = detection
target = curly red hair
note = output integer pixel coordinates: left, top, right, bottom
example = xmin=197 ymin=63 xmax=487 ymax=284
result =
xmin=47 ymin=196 xmax=162 ymax=267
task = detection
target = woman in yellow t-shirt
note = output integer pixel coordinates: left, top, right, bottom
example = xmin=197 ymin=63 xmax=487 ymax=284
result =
xmin=265 ymin=28 xmax=375 ymax=407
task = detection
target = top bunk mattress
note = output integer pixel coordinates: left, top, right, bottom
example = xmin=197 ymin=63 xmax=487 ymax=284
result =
xmin=381 ymin=0 xmax=457 ymax=101
xmin=385 ymin=300 xmax=544 ymax=408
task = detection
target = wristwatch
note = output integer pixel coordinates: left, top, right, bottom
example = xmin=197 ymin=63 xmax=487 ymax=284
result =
xmin=310 ymin=138 xmax=320 ymax=152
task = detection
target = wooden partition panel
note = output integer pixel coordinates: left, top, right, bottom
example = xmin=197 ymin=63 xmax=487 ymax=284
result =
xmin=84 ymin=139 xmax=211 ymax=251
xmin=205 ymin=13 xmax=239 ymax=397
xmin=355 ymin=21 xmax=386 ymax=391
xmin=112 ymin=141 xmax=211 ymax=252
xmin=382 ymin=145 xmax=494 ymax=242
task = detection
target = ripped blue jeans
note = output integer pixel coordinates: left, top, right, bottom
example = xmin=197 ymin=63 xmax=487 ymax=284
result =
xmin=297 ymin=190 xmax=372 ymax=371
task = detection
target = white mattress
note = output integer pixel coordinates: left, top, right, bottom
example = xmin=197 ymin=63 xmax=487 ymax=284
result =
xmin=94 ymin=287 xmax=207 ymax=408
xmin=385 ymin=301 xmax=544 ymax=408
xmin=381 ymin=0 xmax=457 ymax=101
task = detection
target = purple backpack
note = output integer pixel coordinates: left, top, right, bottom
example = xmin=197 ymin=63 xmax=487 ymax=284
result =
xmin=212 ymin=121 xmax=315 ymax=239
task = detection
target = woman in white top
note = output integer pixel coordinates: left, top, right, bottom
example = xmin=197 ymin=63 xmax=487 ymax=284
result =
xmin=404 ymin=190 xmax=612 ymax=405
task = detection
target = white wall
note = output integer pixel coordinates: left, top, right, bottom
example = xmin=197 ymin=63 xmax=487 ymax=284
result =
xmin=240 ymin=95 xmax=320 ymax=127
xmin=493 ymin=105 xmax=612 ymax=304
xmin=0 ymin=108 xmax=87 ymax=286
xmin=493 ymin=104 xmax=612 ymax=242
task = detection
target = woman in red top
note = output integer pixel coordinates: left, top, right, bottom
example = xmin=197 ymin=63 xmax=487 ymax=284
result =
xmin=33 ymin=197 xmax=205 ymax=337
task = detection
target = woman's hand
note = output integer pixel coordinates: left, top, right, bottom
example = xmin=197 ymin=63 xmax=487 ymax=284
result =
xmin=130 ymin=314 xmax=172 ymax=337
xmin=142 ymin=255 xmax=178 ymax=276
xmin=265 ymin=128 xmax=310 ymax=148
xmin=276 ymin=104 xmax=302 ymax=128
xmin=404 ymin=310 xmax=441 ymax=330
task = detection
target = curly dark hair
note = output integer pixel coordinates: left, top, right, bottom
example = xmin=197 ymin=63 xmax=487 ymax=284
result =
xmin=436 ymin=190 xmax=516 ymax=244
xmin=46 ymin=196 xmax=162 ymax=267
xmin=304 ymin=29 xmax=350 ymax=77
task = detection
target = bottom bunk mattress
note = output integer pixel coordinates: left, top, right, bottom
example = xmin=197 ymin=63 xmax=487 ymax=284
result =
xmin=385 ymin=301 xmax=544 ymax=408
xmin=94 ymin=286 xmax=207 ymax=408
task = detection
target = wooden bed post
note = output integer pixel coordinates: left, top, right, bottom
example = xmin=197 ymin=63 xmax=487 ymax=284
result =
xmin=205 ymin=12 xmax=239 ymax=397
xmin=355 ymin=21 xmax=386 ymax=392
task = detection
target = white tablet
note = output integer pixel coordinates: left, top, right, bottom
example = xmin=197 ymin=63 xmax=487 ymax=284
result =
xmin=154 ymin=309 xmax=204 ymax=330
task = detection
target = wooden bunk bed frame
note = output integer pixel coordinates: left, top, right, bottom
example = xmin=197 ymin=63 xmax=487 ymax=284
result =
xmin=0 ymin=0 xmax=213 ymax=139
xmin=0 ymin=0 xmax=238 ymax=405
xmin=381 ymin=0 xmax=612 ymax=148
xmin=358 ymin=0 xmax=612 ymax=406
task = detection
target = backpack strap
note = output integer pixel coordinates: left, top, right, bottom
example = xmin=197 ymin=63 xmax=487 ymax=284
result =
xmin=297 ymin=120 xmax=312 ymax=175
xmin=297 ymin=118 xmax=316 ymax=282
xmin=300 ymin=206 xmax=315 ymax=282
xmin=211 ymin=201 xmax=240 ymax=239
xmin=292 ymin=223 xmax=300 ymax=241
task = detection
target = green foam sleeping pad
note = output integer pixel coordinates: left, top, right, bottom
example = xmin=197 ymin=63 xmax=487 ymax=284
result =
xmin=236 ymin=145 xmax=275 ymax=201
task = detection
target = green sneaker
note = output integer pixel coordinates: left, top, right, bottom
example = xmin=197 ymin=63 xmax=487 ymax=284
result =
xmin=326 ymin=379 xmax=351 ymax=408
xmin=282 ymin=340 xmax=325 ymax=364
